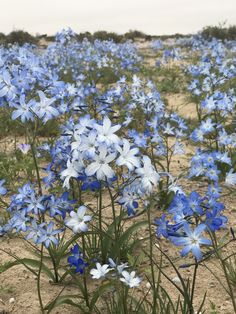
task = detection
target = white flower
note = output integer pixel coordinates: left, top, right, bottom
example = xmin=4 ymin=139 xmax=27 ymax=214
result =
xmin=225 ymin=169 xmax=236 ymax=186
xmin=78 ymin=131 xmax=98 ymax=158
xmin=118 ymin=185 xmax=139 ymax=214
xmin=120 ymin=271 xmax=141 ymax=288
xmin=74 ymin=115 xmax=94 ymax=136
xmin=163 ymin=123 xmax=175 ymax=135
xmin=18 ymin=143 xmax=31 ymax=154
xmin=173 ymin=141 xmax=185 ymax=155
xmin=216 ymin=152 xmax=231 ymax=165
xmin=85 ymin=145 xmax=116 ymax=180
xmin=66 ymin=206 xmax=91 ymax=233
xmin=60 ymin=158 xmax=84 ymax=189
xmin=123 ymin=115 xmax=132 ymax=127
xmin=135 ymin=156 xmax=160 ymax=193
xmin=95 ymin=116 xmax=121 ymax=146
xmin=108 ymin=258 xmax=128 ymax=274
xmin=166 ymin=174 xmax=185 ymax=195
xmin=203 ymin=96 xmax=216 ymax=113
xmin=90 ymin=263 xmax=111 ymax=279
xmin=34 ymin=91 xmax=59 ymax=123
xmin=116 ymin=139 xmax=140 ymax=171
xmin=132 ymin=75 xmax=142 ymax=87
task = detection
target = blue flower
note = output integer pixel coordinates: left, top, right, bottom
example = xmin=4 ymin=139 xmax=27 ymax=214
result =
xmin=170 ymin=223 xmax=212 ymax=261
xmin=68 ymin=244 xmax=88 ymax=274
xmin=37 ymin=222 xmax=63 ymax=248
xmin=48 ymin=192 xmax=75 ymax=218
xmin=188 ymin=192 xmax=203 ymax=216
xmin=10 ymin=211 xmax=30 ymax=232
xmin=205 ymin=166 xmax=220 ymax=182
xmin=0 ymin=180 xmax=7 ymax=195
xmin=34 ymin=91 xmax=59 ymax=124
xmin=79 ymin=174 xmax=101 ymax=191
xmin=190 ymin=129 xmax=204 ymax=142
xmin=25 ymin=194 xmax=45 ymax=215
xmin=0 ymin=70 xmax=17 ymax=100
xmin=12 ymin=94 xmax=35 ymax=123
xmin=207 ymin=183 xmax=221 ymax=199
xmin=118 ymin=185 xmax=139 ymax=216
xmin=205 ymin=209 xmax=227 ymax=231
xmin=155 ymin=214 xmax=169 ymax=238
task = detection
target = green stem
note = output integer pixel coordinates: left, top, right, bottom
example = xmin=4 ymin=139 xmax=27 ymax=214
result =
xmin=30 ymin=140 xmax=42 ymax=195
xmin=211 ymin=232 xmax=236 ymax=312
xmin=77 ymin=181 xmax=82 ymax=206
xmin=123 ymin=286 xmax=129 ymax=314
xmin=213 ymin=110 xmax=219 ymax=151
xmin=190 ymin=262 xmax=198 ymax=313
xmin=107 ymin=185 xmax=118 ymax=242
xmin=37 ymin=244 xmax=44 ymax=313
xmin=219 ymin=257 xmax=236 ymax=312
xmin=147 ymin=204 xmax=157 ymax=313
xmin=98 ymin=185 xmax=105 ymax=261
xmin=48 ymin=248 xmax=59 ymax=283
xmin=82 ymin=235 xmax=90 ymax=309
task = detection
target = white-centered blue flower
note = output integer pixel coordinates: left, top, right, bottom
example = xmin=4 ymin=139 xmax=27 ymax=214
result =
xmin=34 ymin=91 xmax=59 ymax=123
xmin=163 ymin=123 xmax=175 ymax=135
xmin=0 ymin=70 xmax=17 ymax=100
xmin=200 ymin=118 xmax=215 ymax=133
xmin=0 ymin=179 xmax=7 ymax=195
xmin=171 ymin=223 xmax=212 ymax=261
xmin=12 ymin=95 xmax=35 ymax=123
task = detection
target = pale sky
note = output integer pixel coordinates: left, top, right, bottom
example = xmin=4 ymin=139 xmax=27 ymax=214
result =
xmin=1 ymin=0 xmax=236 ymax=35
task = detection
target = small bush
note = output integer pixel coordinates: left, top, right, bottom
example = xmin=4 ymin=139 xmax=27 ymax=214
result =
xmin=93 ymin=31 xmax=123 ymax=43
xmin=202 ymin=24 xmax=236 ymax=40
xmin=6 ymin=30 xmax=38 ymax=46
xmin=124 ymin=29 xmax=151 ymax=41
xmin=0 ymin=32 xmax=6 ymax=44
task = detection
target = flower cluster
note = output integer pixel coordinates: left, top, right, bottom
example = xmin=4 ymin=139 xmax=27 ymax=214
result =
xmin=46 ymin=114 xmax=160 ymax=216
xmin=90 ymin=258 xmax=141 ymax=288
xmin=1 ymin=183 xmax=79 ymax=247
xmin=155 ymin=186 xmax=227 ymax=260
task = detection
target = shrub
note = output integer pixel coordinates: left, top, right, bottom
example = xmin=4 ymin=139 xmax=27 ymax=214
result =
xmin=6 ymin=30 xmax=38 ymax=45
xmin=202 ymin=24 xmax=236 ymax=40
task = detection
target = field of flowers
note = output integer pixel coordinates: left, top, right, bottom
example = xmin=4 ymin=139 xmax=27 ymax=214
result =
xmin=0 ymin=28 xmax=236 ymax=314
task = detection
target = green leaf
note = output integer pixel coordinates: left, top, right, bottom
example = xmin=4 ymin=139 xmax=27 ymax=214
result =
xmin=0 ymin=258 xmax=55 ymax=281
xmin=44 ymin=295 xmax=85 ymax=313
xmin=90 ymin=282 xmax=115 ymax=311
xmin=110 ymin=220 xmax=148 ymax=258
xmin=99 ymin=218 xmax=117 ymax=259
xmin=55 ymin=231 xmax=99 ymax=263
xmin=128 ymin=295 xmax=149 ymax=314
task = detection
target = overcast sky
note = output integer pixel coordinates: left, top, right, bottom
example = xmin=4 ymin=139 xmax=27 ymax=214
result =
xmin=1 ymin=0 xmax=236 ymax=35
